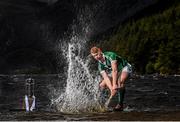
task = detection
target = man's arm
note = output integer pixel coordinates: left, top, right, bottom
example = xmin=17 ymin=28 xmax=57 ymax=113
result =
xmin=111 ymin=60 xmax=118 ymax=90
xmin=101 ymin=71 xmax=113 ymax=91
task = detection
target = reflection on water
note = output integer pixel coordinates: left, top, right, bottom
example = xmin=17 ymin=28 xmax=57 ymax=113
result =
xmin=0 ymin=74 xmax=180 ymax=120
xmin=1 ymin=110 xmax=180 ymax=121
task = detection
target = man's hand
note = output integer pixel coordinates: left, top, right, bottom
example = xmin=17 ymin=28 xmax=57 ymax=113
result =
xmin=112 ymin=84 xmax=118 ymax=90
xmin=110 ymin=89 xmax=117 ymax=97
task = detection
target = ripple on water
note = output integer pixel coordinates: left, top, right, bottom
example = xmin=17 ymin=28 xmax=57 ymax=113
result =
xmin=136 ymin=87 xmax=155 ymax=92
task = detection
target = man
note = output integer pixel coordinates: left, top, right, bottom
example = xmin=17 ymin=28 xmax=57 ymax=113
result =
xmin=90 ymin=46 xmax=132 ymax=111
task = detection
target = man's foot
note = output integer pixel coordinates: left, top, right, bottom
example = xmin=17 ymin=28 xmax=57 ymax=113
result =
xmin=113 ymin=104 xmax=123 ymax=111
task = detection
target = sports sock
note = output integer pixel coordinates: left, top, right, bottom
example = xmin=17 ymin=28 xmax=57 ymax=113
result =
xmin=118 ymin=87 xmax=126 ymax=106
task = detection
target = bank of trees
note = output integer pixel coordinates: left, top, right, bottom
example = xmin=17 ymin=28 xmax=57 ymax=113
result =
xmin=101 ymin=3 xmax=180 ymax=74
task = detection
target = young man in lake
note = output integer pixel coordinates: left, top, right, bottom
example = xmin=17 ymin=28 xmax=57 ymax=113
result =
xmin=90 ymin=46 xmax=132 ymax=111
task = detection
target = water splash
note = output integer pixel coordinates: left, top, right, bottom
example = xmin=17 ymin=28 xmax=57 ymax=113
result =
xmin=54 ymin=43 xmax=104 ymax=113
xmin=51 ymin=2 xmax=107 ymax=113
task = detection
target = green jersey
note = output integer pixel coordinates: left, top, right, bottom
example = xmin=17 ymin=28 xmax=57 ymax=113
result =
xmin=98 ymin=52 xmax=128 ymax=73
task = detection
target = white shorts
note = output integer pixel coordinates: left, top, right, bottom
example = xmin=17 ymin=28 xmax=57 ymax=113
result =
xmin=106 ymin=63 xmax=132 ymax=77
xmin=122 ymin=63 xmax=132 ymax=74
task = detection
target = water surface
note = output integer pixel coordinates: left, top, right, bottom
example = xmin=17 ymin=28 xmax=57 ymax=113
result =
xmin=0 ymin=74 xmax=180 ymax=120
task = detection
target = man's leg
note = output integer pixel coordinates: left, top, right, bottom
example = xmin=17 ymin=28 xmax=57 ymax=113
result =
xmin=99 ymin=80 xmax=109 ymax=105
xmin=99 ymin=78 xmax=118 ymax=107
xmin=100 ymin=76 xmax=117 ymax=95
xmin=100 ymin=79 xmax=120 ymax=108
xmin=115 ymin=71 xmax=129 ymax=110
xmin=118 ymin=71 xmax=129 ymax=88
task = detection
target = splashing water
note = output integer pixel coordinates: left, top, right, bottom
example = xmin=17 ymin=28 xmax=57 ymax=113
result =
xmin=51 ymin=3 xmax=108 ymax=113
xmin=54 ymin=42 xmax=104 ymax=113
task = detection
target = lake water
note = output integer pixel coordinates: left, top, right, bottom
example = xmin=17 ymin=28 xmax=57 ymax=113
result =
xmin=0 ymin=74 xmax=180 ymax=120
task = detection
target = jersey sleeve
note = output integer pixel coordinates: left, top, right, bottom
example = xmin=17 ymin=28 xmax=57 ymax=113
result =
xmin=98 ymin=63 xmax=105 ymax=74
xmin=109 ymin=52 xmax=117 ymax=62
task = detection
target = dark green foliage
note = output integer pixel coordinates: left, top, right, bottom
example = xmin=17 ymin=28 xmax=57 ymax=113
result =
xmin=100 ymin=3 xmax=180 ymax=74
xmin=146 ymin=62 xmax=155 ymax=74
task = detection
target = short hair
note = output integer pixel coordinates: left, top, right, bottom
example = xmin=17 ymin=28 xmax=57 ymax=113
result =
xmin=90 ymin=46 xmax=101 ymax=54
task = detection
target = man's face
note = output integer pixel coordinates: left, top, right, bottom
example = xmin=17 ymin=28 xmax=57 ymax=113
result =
xmin=92 ymin=53 xmax=102 ymax=61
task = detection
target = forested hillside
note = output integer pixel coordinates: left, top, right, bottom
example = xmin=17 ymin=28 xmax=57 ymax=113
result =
xmin=100 ymin=2 xmax=180 ymax=74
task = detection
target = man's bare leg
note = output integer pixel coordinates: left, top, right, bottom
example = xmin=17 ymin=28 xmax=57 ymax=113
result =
xmin=100 ymin=79 xmax=117 ymax=97
xmin=118 ymin=71 xmax=129 ymax=88
xmin=115 ymin=71 xmax=129 ymax=110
